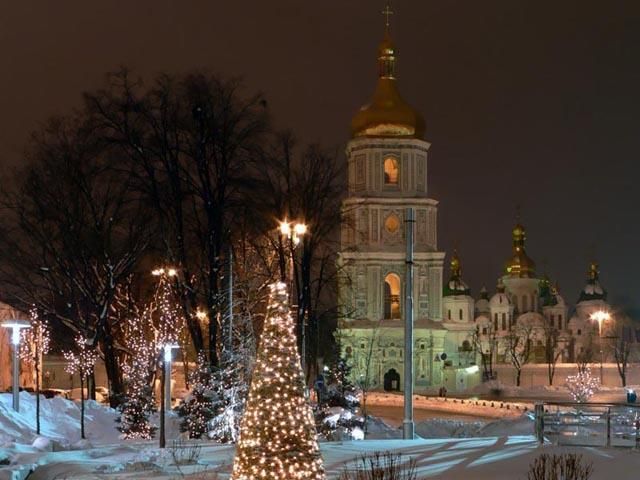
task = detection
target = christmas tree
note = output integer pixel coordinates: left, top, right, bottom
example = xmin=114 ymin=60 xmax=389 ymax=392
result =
xmin=178 ymin=352 xmax=216 ymax=439
xmin=314 ymin=359 xmax=363 ymax=441
xmin=118 ymin=370 xmax=157 ymax=439
xmin=231 ymin=282 xmax=325 ymax=480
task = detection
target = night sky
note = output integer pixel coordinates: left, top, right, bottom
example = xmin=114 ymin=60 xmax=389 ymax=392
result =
xmin=1 ymin=1 xmax=638 ymax=313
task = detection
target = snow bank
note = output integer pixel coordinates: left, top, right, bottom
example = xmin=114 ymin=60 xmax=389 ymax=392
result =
xmin=0 ymin=392 xmax=120 ymax=447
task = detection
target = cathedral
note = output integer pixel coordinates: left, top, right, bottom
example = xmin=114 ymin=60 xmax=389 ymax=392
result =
xmin=336 ymin=11 xmax=612 ymax=392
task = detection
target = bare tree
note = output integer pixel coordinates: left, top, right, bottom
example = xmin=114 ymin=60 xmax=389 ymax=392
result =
xmin=472 ymin=321 xmax=497 ymax=381
xmin=543 ymin=324 xmax=563 ymax=386
xmin=84 ymin=70 xmax=269 ymax=366
xmin=0 ymin=117 xmax=150 ymax=406
xmin=254 ymin=134 xmax=345 ymax=382
xmin=576 ymin=339 xmax=595 ymax=374
xmin=611 ymin=314 xmax=636 ymax=387
xmin=505 ymin=324 xmax=534 ymax=387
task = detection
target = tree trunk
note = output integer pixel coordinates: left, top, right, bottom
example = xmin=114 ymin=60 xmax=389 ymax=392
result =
xmin=100 ymin=329 xmax=123 ymax=408
xmin=516 ymin=369 xmax=521 ymax=387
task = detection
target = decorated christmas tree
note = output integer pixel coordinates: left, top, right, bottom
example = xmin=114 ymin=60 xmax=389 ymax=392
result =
xmin=314 ymin=358 xmax=363 ymax=441
xmin=118 ymin=370 xmax=157 ymax=439
xmin=231 ymin=282 xmax=325 ymax=480
xmin=178 ymin=352 xmax=216 ymax=439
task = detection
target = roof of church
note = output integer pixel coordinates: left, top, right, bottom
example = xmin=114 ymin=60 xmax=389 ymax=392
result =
xmin=578 ymin=262 xmax=608 ymax=303
xmin=504 ymin=222 xmax=536 ymax=278
xmin=443 ymin=251 xmax=471 ymax=297
xmin=350 ymin=7 xmax=425 ymax=139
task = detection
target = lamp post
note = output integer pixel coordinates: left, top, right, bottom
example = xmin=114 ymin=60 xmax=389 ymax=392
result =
xmin=279 ymin=220 xmax=308 ymax=377
xmin=159 ymin=343 xmax=179 ymax=449
xmin=590 ymin=310 xmax=611 ymax=385
xmin=1 ymin=319 xmax=31 ymax=412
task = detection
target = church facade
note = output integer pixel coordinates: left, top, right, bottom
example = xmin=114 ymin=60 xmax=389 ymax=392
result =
xmin=336 ymin=13 xmax=615 ymax=392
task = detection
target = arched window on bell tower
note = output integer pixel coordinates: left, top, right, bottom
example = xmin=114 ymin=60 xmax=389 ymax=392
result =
xmin=384 ymin=157 xmax=399 ymax=185
xmin=384 ymin=273 xmax=401 ymax=319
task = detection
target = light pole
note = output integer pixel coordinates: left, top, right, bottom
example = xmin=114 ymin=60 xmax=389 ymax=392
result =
xmin=159 ymin=343 xmax=179 ymax=448
xmin=1 ymin=319 xmax=31 ymax=412
xmin=279 ymin=220 xmax=308 ymax=378
xmin=590 ymin=310 xmax=611 ymax=385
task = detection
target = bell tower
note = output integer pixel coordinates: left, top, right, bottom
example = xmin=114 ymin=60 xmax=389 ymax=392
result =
xmin=337 ymin=5 xmax=446 ymax=391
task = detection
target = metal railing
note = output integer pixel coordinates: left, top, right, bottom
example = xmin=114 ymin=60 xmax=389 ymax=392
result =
xmin=535 ymin=402 xmax=640 ymax=448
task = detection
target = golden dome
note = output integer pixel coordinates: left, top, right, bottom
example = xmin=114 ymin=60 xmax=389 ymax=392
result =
xmin=504 ymin=223 xmax=536 ymax=278
xmin=350 ymin=28 xmax=425 ymax=139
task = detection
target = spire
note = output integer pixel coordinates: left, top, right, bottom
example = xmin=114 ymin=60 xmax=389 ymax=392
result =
xmin=588 ymin=261 xmax=599 ymax=281
xmin=578 ymin=260 xmax=607 ymax=303
xmin=443 ymin=250 xmax=470 ymax=297
xmin=350 ymin=3 xmax=425 ymax=138
xmin=377 ymin=4 xmax=396 ymax=79
xmin=382 ymin=3 xmax=394 ymax=31
xmin=480 ymin=286 xmax=489 ymax=300
xmin=504 ymin=218 xmax=536 ymax=278
xmin=450 ymin=249 xmax=461 ymax=278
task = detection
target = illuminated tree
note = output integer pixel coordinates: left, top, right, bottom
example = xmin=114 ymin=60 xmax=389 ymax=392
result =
xmin=118 ymin=305 xmax=157 ymax=440
xmin=231 ymin=282 xmax=324 ymax=480
xmin=314 ymin=359 xmax=363 ymax=441
xmin=566 ymin=368 xmax=599 ymax=403
xmin=151 ymin=268 xmax=184 ymax=348
xmin=20 ymin=308 xmax=51 ymax=435
xmin=178 ymin=352 xmax=216 ymax=439
xmin=64 ymin=334 xmax=99 ymax=439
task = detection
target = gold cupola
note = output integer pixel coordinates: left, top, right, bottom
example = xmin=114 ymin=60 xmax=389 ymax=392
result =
xmin=504 ymin=223 xmax=536 ymax=278
xmin=350 ymin=5 xmax=425 ymax=139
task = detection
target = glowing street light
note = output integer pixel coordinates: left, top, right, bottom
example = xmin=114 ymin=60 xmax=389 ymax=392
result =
xmin=152 ymin=267 xmax=178 ymax=277
xmin=159 ymin=343 xmax=179 ymax=449
xmin=1 ymin=319 xmax=31 ymax=412
xmin=279 ymin=219 xmax=307 ymax=246
xmin=590 ymin=310 xmax=611 ymax=385
xmin=278 ymin=219 xmax=309 ymax=383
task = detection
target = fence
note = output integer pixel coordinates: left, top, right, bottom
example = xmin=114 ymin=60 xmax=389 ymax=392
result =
xmin=535 ymin=401 xmax=640 ymax=448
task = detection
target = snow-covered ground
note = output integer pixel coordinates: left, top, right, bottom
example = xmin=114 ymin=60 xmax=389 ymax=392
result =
xmin=366 ymin=392 xmax=531 ymax=419
xmin=1 ymin=392 xmax=639 ymax=479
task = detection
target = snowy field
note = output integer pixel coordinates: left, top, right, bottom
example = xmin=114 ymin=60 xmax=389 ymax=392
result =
xmin=1 ymin=392 xmax=639 ymax=479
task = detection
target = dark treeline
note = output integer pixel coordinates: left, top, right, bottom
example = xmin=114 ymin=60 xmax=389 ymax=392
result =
xmin=0 ymin=69 xmax=344 ymax=407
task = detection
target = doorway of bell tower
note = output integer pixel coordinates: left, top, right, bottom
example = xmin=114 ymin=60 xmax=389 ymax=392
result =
xmin=383 ymin=368 xmax=401 ymax=391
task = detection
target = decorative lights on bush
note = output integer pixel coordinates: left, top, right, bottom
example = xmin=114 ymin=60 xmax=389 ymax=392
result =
xmin=565 ymin=368 xmax=599 ymax=403
xmin=231 ymin=282 xmax=325 ymax=480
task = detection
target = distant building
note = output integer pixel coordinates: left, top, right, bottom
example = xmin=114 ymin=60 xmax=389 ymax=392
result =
xmin=0 ymin=302 xmax=32 ymax=392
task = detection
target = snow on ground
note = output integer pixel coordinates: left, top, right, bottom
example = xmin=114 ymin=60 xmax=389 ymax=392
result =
xmin=13 ymin=437 xmax=640 ymax=480
xmin=1 ymin=391 xmax=638 ymax=479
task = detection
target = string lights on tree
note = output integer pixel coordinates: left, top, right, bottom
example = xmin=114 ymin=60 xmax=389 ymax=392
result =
xmin=178 ymin=351 xmax=216 ymax=439
xmin=19 ymin=308 xmax=50 ymax=435
xmin=64 ymin=333 xmax=99 ymax=440
xmin=565 ymin=367 xmax=600 ymax=403
xmin=118 ymin=304 xmax=158 ymax=440
xmin=231 ymin=282 xmax=325 ymax=480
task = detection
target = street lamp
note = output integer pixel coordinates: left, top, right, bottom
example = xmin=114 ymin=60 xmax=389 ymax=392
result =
xmin=590 ymin=310 xmax=611 ymax=385
xmin=1 ymin=319 xmax=31 ymax=412
xmin=159 ymin=343 xmax=179 ymax=448
xmin=279 ymin=219 xmax=308 ymax=379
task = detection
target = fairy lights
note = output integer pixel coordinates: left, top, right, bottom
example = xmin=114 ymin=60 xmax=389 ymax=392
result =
xmin=231 ymin=282 xmax=325 ymax=480
xmin=565 ymin=367 xmax=600 ymax=403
